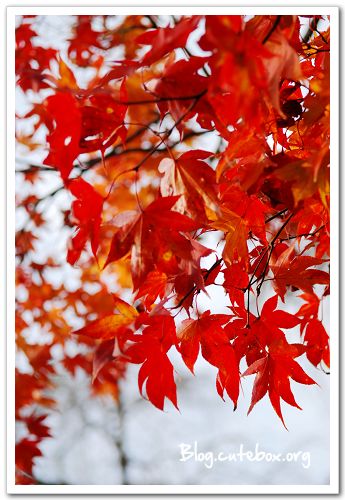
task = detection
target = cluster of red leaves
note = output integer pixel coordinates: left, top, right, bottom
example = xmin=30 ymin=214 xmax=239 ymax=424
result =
xmin=15 ymin=14 xmax=330 ymax=482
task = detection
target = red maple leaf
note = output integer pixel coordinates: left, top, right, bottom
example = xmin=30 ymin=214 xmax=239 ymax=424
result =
xmin=67 ymin=178 xmax=104 ymax=265
xmin=243 ymin=341 xmax=316 ymax=428
xmin=177 ymin=311 xmax=239 ymax=408
xmin=137 ymin=16 xmax=201 ymax=66
xmin=105 ymin=195 xmax=202 ymax=289
xmin=124 ymin=313 xmax=178 ymax=410
xmin=43 ymin=92 xmax=81 ymax=180
xmin=271 ymin=247 xmax=329 ymax=300
xmin=241 ymin=295 xmax=315 ymax=427
xmin=304 ymin=318 xmax=330 ymax=368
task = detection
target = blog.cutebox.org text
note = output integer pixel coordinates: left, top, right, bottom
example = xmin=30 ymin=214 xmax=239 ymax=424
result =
xmin=179 ymin=442 xmax=311 ymax=469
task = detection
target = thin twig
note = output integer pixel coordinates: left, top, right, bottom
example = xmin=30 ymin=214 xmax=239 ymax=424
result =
xmin=265 ymin=208 xmax=288 ymax=224
xmin=111 ymin=91 xmax=207 ymax=106
xmin=105 ymin=90 xmax=207 ymax=198
xmin=279 ymin=224 xmax=325 ymax=242
xmin=256 ymin=212 xmax=294 ymax=296
xmin=245 ymin=246 xmax=270 ymax=328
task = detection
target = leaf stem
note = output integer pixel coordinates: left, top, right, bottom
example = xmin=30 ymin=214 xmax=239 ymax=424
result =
xmin=256 ymin=212 xmax=294 ymax=295
xmin=170 ymin=258 xmax=223 ymax=311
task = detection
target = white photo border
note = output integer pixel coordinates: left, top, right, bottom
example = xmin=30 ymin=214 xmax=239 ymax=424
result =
xmin=6 ymin=4 xmax=340 ymax=495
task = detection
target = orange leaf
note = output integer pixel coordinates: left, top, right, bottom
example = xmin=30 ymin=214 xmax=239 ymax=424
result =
xmin=73 ymin=298 xmax=138 ymax=340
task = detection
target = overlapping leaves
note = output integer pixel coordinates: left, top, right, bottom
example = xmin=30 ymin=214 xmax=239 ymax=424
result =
xmin=15 ymin=16 xmax=331 ymax=481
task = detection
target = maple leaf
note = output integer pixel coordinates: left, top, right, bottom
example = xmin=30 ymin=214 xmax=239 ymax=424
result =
xmin=211 ymin=188 xmax=269 ymax=269
xmin=104 ymin=210 xmax=139 ymax=265
xmin=159 ymin=150 xmax=219 ymax=223
xmin=223 ymin=263 xmax=249 ymax=308
xmin=92 ymin=360 xmax=127 ymax=401
xmin=271 ymin=247 xmax=329 ymax=300
xmin=137 ymin=16 xmax=201 ymax=66
xmin=67 ymin=178 xmax=104 ymax=265
xmin=297 ymin=291 xmax=320 ymax=316
xmin=199 ymin=15 xmax=243 ymax=52
xmin=16 ymin=230 xmax=38 ymax=256
xmin=264 ymin=30 xmax=303 ymax=114
xmin=296 ymin=291 xmax=320 ymax=332
xmin=43 ymin=92 xmax=81 ymax=180
xmin=293 ymin=200 xmax=328 ymax=239
xmin=177 ymin=313 xmax=228 ymax=373
xmin=177 ymin=312 xmax=239 ymax=408
xmin=173 ymin=236 xmax=214 ymax=304
xmin=212 ymin=208 xmax=248 ymax=267
xmin=68 ymin=16 xmax=102 ymax=67
xmin=274 ymin=157 xmax=324 ymax=206
xmin=153 ymin=56 xmax=209 ymax=125
xmin=78 ymin=80 xmax=128 ymax=153
xmin=62 ymin=353 xmax=92 ymax=376
xmin=238 ymin=294 xmax=315 ymax=426
xmin=243 ymin=340 xmax=316 ymax=428
xmin=16 ymin=22 xmax=57 ymax=92
xmin=15 ymin=438 xmax=42 ymax=482
xmin=72 ymin=296 xmax=138 ymax=340
xmin=125 ymin=313 xmax=178 ymax=410
xmin=96 ymin=60 xmax=139 ymax=87
xmin=105 ymin=195 xmax=202 ymax=289
xmin=216 ymin=129 xmax=271 ymax=185
xmin=259 ymin=293 xmax=301 ymax=327
xmin=143 ymin=195 xmax=200 ymax=231
xmin=228 ymin=294 xmax=301 ymax=369
xmin=92 ymin=339 xmax=116 ymax=383
xmin=25 ymin=414 xmax=51 ymax=439
xmin=201 ymin=18 xmax=273 ymax=130
xmin=138 ymin=349 xmax=177 ymax=410
xmin=56 ymin=57 xmax=78 ymax=89
xmin=134 ymin=270 xmax=170 ymax=309
xmin=304 ymin=318 xmax=330 ymax=368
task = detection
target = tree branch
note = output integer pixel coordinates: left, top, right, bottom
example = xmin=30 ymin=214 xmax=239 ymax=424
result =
xmin=262 ymin=15 xmax=282 ymax=44
xmin=110 ymin=90 xmax=208 ymax=106
xmin=278 ymin=224 xmax=325 ymax=242
xmin=16 ymin=130 xmax=210 ymax=175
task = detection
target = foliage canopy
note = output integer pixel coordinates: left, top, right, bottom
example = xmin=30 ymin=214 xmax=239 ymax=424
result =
xmin=15 ymin=14 xmax=330 ymax=484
